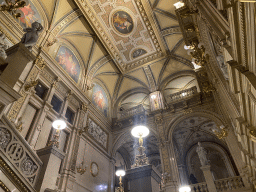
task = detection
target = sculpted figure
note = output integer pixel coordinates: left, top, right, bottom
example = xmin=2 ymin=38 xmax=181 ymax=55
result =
xmin=0 ymin=32 xmax=8 ymax=59
xmin=196 ymin=142 xmax=209 ymax=166
xmin=21 ymin=21 xmax=43 ymax=50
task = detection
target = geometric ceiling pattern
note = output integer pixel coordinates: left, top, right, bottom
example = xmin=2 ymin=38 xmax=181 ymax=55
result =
xmin=16 ymin=0 xmax=195 ymax=118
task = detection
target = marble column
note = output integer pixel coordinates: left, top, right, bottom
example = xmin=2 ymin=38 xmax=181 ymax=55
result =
xmin=178 ymin=164 xmax=188 ymax=185
xmin=154 ymin=114 xmax=179 ymax=192
xmin=200 ymin=165 xmax=217 ymax=192
xmin=108 ymin=158 xmax=116 ymax=192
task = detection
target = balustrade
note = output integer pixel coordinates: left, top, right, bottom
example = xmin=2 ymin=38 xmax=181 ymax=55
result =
xmin=214 ymin=176 xmax=245 ymax=191
xmin=190 ymin=182 xmax=208 ymax=192
xmin=117 ymin=104 xmax=145 ymax=120
xmin=167 ymin=86 xmax=197 ymax=103
xmin=0 ymin=115 xmax=42 ymax=189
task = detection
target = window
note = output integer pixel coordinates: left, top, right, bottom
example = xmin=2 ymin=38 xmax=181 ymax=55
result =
xmin=51 ymin=95 xmax=62 ymax=113
xmin=65 ymin=107 xmax=75 ymax=124
xmin=35 ymin=82 xmax=48 ymax=99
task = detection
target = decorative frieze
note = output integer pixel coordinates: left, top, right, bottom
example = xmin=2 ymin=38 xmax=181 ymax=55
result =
xmin=87 ymin=118 xmax=108 ymax=149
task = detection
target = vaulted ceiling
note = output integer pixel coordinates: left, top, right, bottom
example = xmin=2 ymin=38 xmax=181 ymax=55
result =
xmin=8 ymin=0 xmax=196 ymax=118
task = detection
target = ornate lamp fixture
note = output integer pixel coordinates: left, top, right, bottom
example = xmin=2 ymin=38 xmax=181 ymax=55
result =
xmin=116 ymin=168 xmax=126 ymax=192
xmin=48 ymin=119 xmax=66 ymax=148
xmin=213 ymin=125 xmax=228 ymax=140
xmin=131 ymin=125 xmax=149 ymax=168
xmin=0 ymin=0 xmax=27 ymax=18
xmin=174 ymin=1 xmax=185 ymax=9
xmin=76 ymin=146 xmax=87 ymax=175
xmin=179 ymin=186 xmax=191 ymax=192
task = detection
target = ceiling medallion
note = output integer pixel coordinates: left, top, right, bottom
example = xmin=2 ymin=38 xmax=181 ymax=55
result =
xmin=111 ymin=10 xmax=134 ymax=36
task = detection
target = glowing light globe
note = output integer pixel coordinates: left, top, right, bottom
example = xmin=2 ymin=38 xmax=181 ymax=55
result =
xmin=52 ymin=119 xmax=67 ymax=130
xmin=131 ymin=125 xmax=149 ymax=138
xmin=116 ymin=169 xmax=126 ymax=177
xmin=174 ymin=1 xmax=185 ymax=9
xmin=179 ymin=186 xmax=191 ymax=192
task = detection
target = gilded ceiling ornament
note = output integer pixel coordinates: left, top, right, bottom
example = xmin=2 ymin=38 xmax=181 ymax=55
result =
xmin=24 ymin=80 xmax=38 ymax=92
xmin=0 ymin=0 xmax=26 ymax=18
xmin=111 ymin=10 xmax=134 ymax=35
xmin=213 ymin=126 xmax=228 ymax=140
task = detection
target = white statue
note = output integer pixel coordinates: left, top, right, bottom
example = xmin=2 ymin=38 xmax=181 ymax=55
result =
xmin=216 ymin=55 xmax=229 ymax=80
xmin=0 ymin=32 xmax=8 ymax=59
xmin=196 ymin=142 xmax=209 ymax=166
xmin=21 ymin=21 xmax=43 ymax=50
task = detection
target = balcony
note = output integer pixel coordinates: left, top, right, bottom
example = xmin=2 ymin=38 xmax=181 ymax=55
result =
xmin=117 ymin=104 xmax=145 ymax=120
xmin=189 ymin=176 xmax=247 ymax=192
xmin=167 ymin=86 xmax=198 ymax=103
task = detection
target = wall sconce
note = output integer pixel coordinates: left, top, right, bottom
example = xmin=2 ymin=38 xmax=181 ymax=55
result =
xmin=48 ymin=119 xmax=66 ymax=148
xmin=76 ymin=144 xmax=87 ymax=175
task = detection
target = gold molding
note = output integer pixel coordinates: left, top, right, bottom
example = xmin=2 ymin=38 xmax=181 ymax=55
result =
xmin=0 ymin=180 xmax=11 ymax=192
xmin=0 ymin=157 xmax=30 ymax=192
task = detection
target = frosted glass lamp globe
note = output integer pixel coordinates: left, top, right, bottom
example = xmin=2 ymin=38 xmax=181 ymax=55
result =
xmin=116 ymin=169 xmax=126 ymax=177
xmin=174 ymin=1 xmax=185 ymax=9
xmin=131 ymin=125 xmax=149 ymax=138
xmin=179 ymin=186 xmax=191 ymax=192
xmin=52 ymin=119 xmax=66 ymax=130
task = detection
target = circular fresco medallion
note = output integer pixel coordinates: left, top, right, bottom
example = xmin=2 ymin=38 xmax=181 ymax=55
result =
xmin=112 ymin=10 xmax=134 ymax=35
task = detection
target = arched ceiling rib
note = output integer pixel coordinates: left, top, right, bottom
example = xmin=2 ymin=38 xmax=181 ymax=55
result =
xmin=23 ymin=0 xmax=197 ymax=117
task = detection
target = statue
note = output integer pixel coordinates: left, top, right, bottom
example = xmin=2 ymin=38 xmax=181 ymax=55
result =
xmin=21 ymin=21 xmax=43 ymax=50
xmin=0 ymin=32 xmax=8 ymax=59
xmin=196 ymin=142 xmax=209 ymax=166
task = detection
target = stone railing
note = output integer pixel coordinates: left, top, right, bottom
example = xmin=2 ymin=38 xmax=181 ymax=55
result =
xmin=117 ymin=104 xmax=145 ymax=120
xmin=167 ymin=86 xmax=198 ymax=103
xmin=190 ymin=182 xmax=208 ymax=192
xmin=214 ymin=176 xmax=245 ymax=192
xmin=0 ymin=115 xmax=42 ymax=189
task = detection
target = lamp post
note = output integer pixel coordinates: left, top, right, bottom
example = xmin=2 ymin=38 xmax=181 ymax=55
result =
xmin=48 ymin=119 xmax=66 ymax=148
xmin=179 ymin=186 xmax=191 ymax=192
xmin=116 ymin=169 xmax=125 ymax=192
xmin=131 ymin=125 xmax=149 ymax=168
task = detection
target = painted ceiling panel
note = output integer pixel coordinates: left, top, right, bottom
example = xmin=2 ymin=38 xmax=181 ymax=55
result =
xmin=61 ymin=17 xmax=93 ymax=35
xmin=117 ymin=78 xmax=144 ymax=98
xmin=166 ymin=76 xmax=195 ymax=89
xmin=52 ymin=0 xmax=77 ymax=25
xmin=39 ymin=0 xmax=57 ymax=19
xmin=154 ymin=12 xmax=179 ymax=30
xmin=121 ymin=93 xmax=148 ymax=104
xmin=126 ymin=69 xmax=149 ymax=87
xmin=89 ymin=42 xmax=108 ymax=69
xmin=149 ymin=59 xmax=165 ymax=85
xmin=64 ymin=35 xmax=93 ymax=65
xmin=164 ymin=34 xmax=183 ymax=51
xmin=156 ymin=0 xmax=176 ymax=15
xmin=161 ymin=60 xmax=192 ymax=81
xmin=96 ymin=74 xmax=119 ymax=98
xmin=94 ymin=62 xmax=118 ymax=76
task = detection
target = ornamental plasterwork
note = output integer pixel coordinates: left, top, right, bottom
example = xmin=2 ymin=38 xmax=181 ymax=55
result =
xmin=74 ymin=0 xmax=166 ymax=73
xmin=87 ymin=118 xmax=108 ymax=148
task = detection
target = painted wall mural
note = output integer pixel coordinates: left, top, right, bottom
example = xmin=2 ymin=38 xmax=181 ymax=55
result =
xmin=0 ymin=1 xmax=42 ymax=28
xmin=111 ymin=10 xmax=134 ymax=35
xmin=92 ymin=84 xmax=108 ymax=117
xmin=55 ymin=46 xmax=81 ymax=83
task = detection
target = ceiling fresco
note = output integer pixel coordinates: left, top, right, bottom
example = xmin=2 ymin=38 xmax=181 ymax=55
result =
xmin=0 ymin=0 xmax=195 ymax=119
xmin=74 ymin=0 xmax=167 ymax=72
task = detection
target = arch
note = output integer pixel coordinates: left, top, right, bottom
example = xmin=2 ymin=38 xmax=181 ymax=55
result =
xmin=167 ymin=110 xmax=227 ymax=141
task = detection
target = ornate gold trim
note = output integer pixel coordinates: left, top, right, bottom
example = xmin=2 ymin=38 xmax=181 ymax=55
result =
xmin=0 ymin=180 xmax=11 ymax=192
xmin=90 ymin=162 xmax=99 ymax=177
xmin=0 ymin=157 xmax=30 ymax=192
